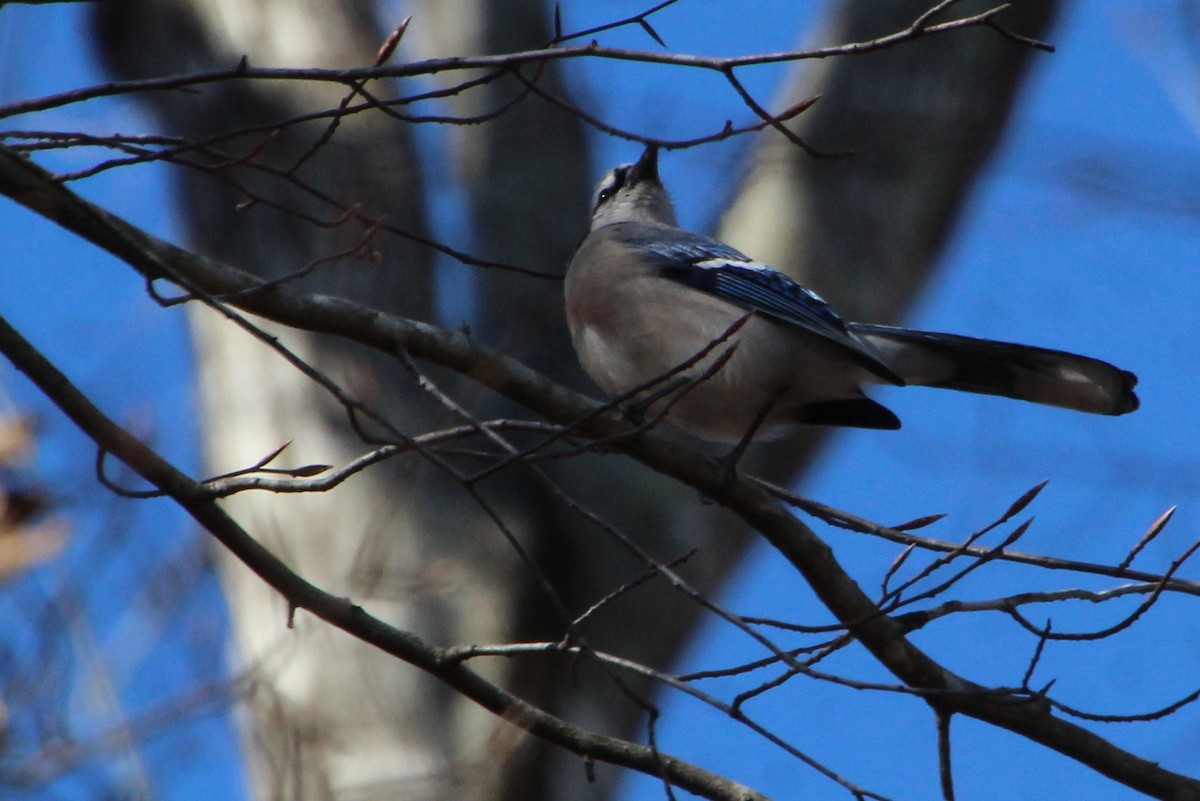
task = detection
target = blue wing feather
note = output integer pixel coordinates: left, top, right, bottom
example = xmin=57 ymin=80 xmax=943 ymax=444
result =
xmin=608 ymin=223 xmax=903 ymax=384
xmin=639 ymin=238 xmax=750 ymax=265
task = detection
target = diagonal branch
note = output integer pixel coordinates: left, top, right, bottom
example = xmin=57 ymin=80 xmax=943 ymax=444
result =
xmin=0 ymin=309 xmax=766 ymax=801
xmin=1 ymin=146 xmax=1198 ymax=800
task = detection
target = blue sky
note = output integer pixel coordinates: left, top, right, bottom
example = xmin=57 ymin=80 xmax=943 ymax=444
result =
xmin=619 ymin=3 xmax=1200 ymax=800
xmin=1 ymin=2 xmax=1199 ymax=800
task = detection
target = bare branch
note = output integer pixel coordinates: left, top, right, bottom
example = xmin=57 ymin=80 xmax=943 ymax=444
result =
xmin=0 ymin=307 xmax=768 ymax=801
xmin=446 ymin=641 xmax=893 ymax=801
xmin=0 ymin=9 xmax=1048 ymax=122
xmin=551 ymin=0 xmax=683 ymax=46
xmin=1 ymin=145 xmax=1197 ymax=800
xmin=1119 ymin=506 xmax=1178 ymax=570
xmin=937 ymin=710 xmax=955 ymax=801
xmin=755 ymin=477 xmax=1200 ymax=599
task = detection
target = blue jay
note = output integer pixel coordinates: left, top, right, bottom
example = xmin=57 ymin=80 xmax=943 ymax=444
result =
xmin=565 ymin=146 xmax=1139 ymax=444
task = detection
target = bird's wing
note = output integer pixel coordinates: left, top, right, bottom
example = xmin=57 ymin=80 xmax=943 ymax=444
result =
xmin=611 ymin=224 xmax=904 ymax=385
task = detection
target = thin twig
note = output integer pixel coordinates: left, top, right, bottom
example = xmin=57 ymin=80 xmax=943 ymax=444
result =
xmin=937 ymin=711 xmax=955 ymax=801
xmin=0 ymin=9 xmax=1048 ymax=122
xmin=754 ymin=477 xmax=1200 ymax=599
xmin=3 ymin=146 xmax=1197 ymax=799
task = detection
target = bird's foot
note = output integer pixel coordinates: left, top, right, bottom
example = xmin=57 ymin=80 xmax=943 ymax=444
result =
xmin=622 ymin=378 xmax=690 ymax=428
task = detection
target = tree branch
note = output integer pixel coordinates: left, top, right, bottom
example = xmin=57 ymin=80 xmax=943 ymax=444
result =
xmin=0 ymin=307 xmax=765 ymax=801
xmin=1 ymin=145 xmax=1198 ymax=799
xmin=0 ymin=7 xmax=1045 ymax=122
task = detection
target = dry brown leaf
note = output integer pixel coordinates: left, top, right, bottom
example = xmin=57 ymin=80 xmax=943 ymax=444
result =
xmin=0 ymin=521 xmax=68 ymax=582
xmin=0 ymin=414 xmax=37 ymax=467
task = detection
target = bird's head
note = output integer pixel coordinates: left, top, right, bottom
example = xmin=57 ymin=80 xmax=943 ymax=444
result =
xmin=588 ymin=145 xmax=678 ymax=230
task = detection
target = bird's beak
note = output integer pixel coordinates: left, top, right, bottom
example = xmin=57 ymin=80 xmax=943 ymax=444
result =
xmin=630 ymin=144 xmax=659 ymax=183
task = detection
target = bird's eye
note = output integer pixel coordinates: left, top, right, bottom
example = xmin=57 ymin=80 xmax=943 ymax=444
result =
xmin=594 ymin=166 xmax=629 ymax=208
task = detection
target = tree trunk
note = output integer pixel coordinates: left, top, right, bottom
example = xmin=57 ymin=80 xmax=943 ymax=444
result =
xmin=90 ymin=1 xmax=1058 ymax=799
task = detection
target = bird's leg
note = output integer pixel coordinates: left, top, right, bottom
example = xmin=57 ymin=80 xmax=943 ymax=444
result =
xmin=714 ymin=400 xmax=774 ymax=492
xmin=623 ymin=377 xmax=691 ymax=426
xmin=626 ymin=339 xmax=744 ymax=429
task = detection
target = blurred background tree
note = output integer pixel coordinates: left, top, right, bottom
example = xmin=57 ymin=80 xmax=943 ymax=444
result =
xmin=2 ymin=1 xmax=1198 ymax=800
xmin=84 ymin=1 xmax=1055 ymax=797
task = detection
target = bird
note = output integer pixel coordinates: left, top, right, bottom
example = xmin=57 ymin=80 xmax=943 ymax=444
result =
xmin=564 ymin=145 xmax=1139 ymax=445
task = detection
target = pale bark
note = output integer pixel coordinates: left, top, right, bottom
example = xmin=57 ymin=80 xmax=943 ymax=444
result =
xmin=93 ymin=3 xmax=511 ymax=800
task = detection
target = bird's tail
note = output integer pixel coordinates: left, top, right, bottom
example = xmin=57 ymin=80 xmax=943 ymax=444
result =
xmin=851 ymin=323 xmax=1139 ymax=416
